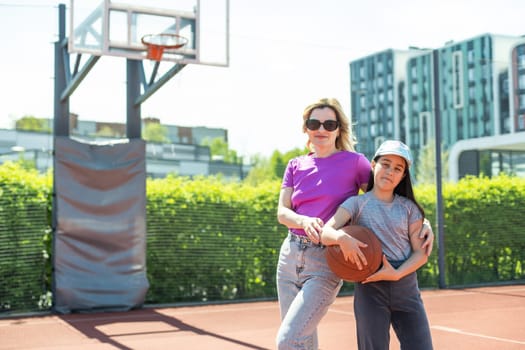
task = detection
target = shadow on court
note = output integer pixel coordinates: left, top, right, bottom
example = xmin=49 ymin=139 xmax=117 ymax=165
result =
xmin=1 ymin=284 xmax=524 ymax=349
xmin=57 ymin=309 xmax=270 ymax=350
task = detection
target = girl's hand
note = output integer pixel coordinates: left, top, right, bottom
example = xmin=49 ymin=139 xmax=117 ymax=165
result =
xmin=361 ymin=255 xmax=399 ymax=283
xmin=338 ymin=234 xmax=369 ymax=270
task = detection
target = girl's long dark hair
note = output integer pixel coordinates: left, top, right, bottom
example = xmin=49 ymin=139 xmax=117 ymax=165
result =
xmin=366 ymin=158 xmax=425 ymax=218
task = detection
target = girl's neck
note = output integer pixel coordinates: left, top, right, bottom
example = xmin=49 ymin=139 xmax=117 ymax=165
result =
xmin=371 ymin=187 xmax=394 ymax=202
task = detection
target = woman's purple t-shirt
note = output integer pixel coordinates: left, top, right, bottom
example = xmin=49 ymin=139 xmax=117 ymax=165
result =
xmin=281 ymin=151 xmax=371 ymax=236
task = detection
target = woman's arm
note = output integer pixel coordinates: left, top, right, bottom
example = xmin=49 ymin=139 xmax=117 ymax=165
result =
xmin=277 ymin=187 xmax=324 ymax=244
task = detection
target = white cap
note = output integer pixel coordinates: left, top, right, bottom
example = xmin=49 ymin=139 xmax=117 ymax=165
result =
xmin=373 ymin=140 xmax=413 ymax=166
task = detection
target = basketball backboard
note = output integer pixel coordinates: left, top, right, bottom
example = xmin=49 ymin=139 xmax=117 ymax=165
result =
xmin=69 ymin=0 xmax=229 ymax=66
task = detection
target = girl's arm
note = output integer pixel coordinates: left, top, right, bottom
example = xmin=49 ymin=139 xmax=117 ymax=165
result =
xmin=321 ymin=208 xmax=370 ymax=270
xmin=277 ymin=187 xmax=324 ymax=244
xmin=362 ymin=218 xmax=428 ymax=283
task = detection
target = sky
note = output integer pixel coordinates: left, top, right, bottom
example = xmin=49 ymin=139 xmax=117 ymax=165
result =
xmin=1 ymin=0 xmax=525 ymax=159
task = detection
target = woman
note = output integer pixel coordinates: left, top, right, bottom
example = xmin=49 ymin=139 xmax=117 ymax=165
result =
xmin=275 ymin=98 xmax=434 ymax=349
xmin=321 ymin=140 xmax=434 ymax=349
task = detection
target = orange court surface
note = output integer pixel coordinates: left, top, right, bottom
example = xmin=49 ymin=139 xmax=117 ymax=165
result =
xmin=1 ymin=284 xmax=524 ymax=350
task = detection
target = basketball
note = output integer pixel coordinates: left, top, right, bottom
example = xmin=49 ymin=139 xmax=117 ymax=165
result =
xmin=325 ymin=225 xmax=383 ymax=282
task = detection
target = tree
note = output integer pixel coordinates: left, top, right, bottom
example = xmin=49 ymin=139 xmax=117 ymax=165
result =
xmin=142 ymin=123 xmax=169 ymax=143
xmin=15 ymin=115 xmax=50 ymax=133
xmin=243 ymin=147 xmax=308 ymax=184
xmin=415 ymin=139 xmax=449 ymax=184
xmin=243 ymin=154 xmax=276 ymax=185
xmin=201 ymin=137 xmax=239 ymax=163
xmin=277 ymin=148 xmax=308 ymax=178
xmin=95 ymin=126 xmax=115 ymax=137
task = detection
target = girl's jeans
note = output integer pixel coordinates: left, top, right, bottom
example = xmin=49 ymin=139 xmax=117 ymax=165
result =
xmin=276 ymin=233 xmax=342 ymax=350
xmin=354 ymin=270 xmax=433 ymax=350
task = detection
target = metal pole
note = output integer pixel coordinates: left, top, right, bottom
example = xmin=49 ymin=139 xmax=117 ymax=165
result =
xmin=54 ymin=3 xmax=69 ymax=137
xmin=432 ymin=49 xmax=446 ymax=288
xmin=52 ymin=2 xmax=68 ymax=312
xmin=126 ymin=59 xmax=142 ymax=139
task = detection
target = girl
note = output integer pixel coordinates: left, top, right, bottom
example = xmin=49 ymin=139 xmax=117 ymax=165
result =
xmin=321 ymin=140 xmax=434 ymax=350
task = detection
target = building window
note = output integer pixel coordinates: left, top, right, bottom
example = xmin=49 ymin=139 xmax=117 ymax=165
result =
xmin=387 ymin=105 xmax=393 ymax=118
xmin=452 ymin=51 xmax=464 ymax=109
xmin=412 ymin=99 xmax=419 ymax=112
xmin=519 ymin=75 xmax=525 ymax=89
xmin=387 ymin=121 xmax=393 ymax=134
xmin=467 ymin=49 xmax=475 ymax=63
xmin=419 ymin=111 xmax=432 ymax=146
xmin=468 ymin=67 xmax=475 ymax=82
xmin=519 ymin=115 xmax=525 ymax=130
xmin=519 ymin=93 xmax=525 ymax=108
xmin=374 ymin=136 xmax=385 ymax=150
xmin=371 ymin=123 xmax=377 ymax=136
xmin=503 ymin=115 xmax=510 ymax=133
xmin=484 ymin=118 xmax=491 ymax=136
xmin=377 ymin=77 xmax=383 ymax=89
xmin=469 ymin=86 xmax=476 ymax=101
xmin=501 ymin=76 xmax=509 ymax=95
xmin=411 ymin=82 xmax=418 ymax=95
xmin=360 ymin=125 xmax=368 ymax=138
xmin=518 ymin=52 xmax=525 ymax=68
xmin=360 ymin=95 xmax=366 ymax=109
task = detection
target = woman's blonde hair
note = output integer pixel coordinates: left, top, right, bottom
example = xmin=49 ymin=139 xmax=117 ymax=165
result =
xmin=302 ymin=97 xmax=356 ymax=152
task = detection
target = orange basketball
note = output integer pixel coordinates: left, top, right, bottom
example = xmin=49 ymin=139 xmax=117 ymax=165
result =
xmin=325 ymin=225 xmax=383 ymax=282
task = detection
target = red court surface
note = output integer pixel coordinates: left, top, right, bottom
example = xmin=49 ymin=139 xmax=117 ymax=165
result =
xmin=1 ymin=284 xmax=524 ymax=349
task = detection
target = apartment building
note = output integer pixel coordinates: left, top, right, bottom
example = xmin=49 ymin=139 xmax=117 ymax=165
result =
xmin=350 ymin=33 xmax=525 ymax=181
xmin=350 ymin=48 xmax=431 ymax=159
xmin=510 ymin=41 xmax=525 ymax=132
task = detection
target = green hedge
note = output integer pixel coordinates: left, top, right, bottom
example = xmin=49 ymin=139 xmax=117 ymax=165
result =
xmin=145 ymin=176 xmax=282 ymax=303
xmin=429 ymin=175 xmax=524 ymax=285
xmin=0 ymin=162 xmax=524 ymax=313
xmin=0 ymin=163 xmax=51 ymax=312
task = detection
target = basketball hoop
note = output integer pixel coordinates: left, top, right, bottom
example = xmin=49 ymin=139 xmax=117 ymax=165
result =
xmin=141 ymin=33 xmax=188 ymax=61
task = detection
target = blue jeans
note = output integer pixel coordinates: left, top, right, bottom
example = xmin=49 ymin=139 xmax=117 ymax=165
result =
xmin=354 ymin=271 xmax=433 ymax=350
xmin=276 ymin=233 xmax=343 ymax=350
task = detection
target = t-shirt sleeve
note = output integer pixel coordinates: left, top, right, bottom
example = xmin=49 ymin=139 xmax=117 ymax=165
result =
xmin=339 ymin=195 xmax=358 ymax=218
xmin=356 ymin=153 xmax=372 ymax=186
xmin=407 ymin=200 xmax=424 ymax=225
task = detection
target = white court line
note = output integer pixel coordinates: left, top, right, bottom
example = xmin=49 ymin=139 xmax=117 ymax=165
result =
xmin=432 ymin=325 xmax=525 ymax=345
xmin=328 ymin=308 xmax=354 ymax=316
xmin=420 ymin=286 xmax=525 ymax=299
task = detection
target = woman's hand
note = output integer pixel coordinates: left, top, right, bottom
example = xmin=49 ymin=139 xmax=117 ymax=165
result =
xmin=419 ymin=218 xmax=434 ymax=256
xmin=302 ymin=217 xmax=324 ymax=244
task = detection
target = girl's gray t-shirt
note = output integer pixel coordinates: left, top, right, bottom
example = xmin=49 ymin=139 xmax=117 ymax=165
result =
xmin=339 ymin=192 xmax=423 ymax=261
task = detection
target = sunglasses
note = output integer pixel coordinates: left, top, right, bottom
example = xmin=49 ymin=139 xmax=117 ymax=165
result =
xmin=305 ymin=119 xmax=339 ymax=131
